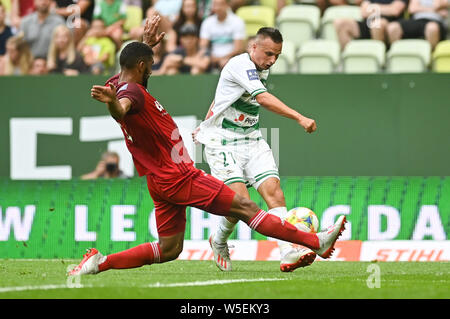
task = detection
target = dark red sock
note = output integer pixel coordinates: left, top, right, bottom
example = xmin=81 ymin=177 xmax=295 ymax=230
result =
xmin=98 ymin=242 xmax=161 ymax=272
xmin=249 ymin=210 xmax=320 ymax=250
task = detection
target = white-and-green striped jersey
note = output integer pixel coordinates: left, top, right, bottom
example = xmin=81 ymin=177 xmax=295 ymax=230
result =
xmin=197 ymin=53 xmax=269 ymax=146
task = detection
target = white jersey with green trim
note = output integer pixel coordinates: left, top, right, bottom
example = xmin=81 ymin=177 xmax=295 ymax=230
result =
xmin=197 ymin=53 xmax=269 ymax=146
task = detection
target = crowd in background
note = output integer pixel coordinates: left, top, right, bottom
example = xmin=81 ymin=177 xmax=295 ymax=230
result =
xmin=0 ymin=0 xmax=449 ymax=76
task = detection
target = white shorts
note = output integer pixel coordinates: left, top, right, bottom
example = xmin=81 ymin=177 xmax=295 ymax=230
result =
xmin=204 ymin=137 xmax=279 ymax=190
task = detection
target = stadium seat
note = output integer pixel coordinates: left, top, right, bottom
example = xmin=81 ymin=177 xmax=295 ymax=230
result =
xmin=124 ymin=5 xmax=143 ymax=32
xmin=387 ymin=40 xmax=431 ymax=73
xmin=296 ymin=40 xmax=340 ymax=73
xmin=259 ymin=0 xmax=278 ymax=12
xmin=236 ymin=5 xmax=275 ymax=37
xmin=276 ymin=5 xmax=321 ymax=49
xmin=270 ymin=40 xmax=296 ymax=74
xmin=320 ymin=5 xmax=362 ymax=41
xmin=432 ymin=40 xmax=450 ymax=72
xmin=342 ymin=40 xmax=386 ymax=73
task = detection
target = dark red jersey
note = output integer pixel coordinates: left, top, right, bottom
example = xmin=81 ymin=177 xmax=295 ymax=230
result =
xmin=105 ymin=74 xmax=194 ymax=179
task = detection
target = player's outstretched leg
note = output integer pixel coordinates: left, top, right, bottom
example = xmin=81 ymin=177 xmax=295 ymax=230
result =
xmin=227 ymin=195 xmax=347 ymax=259
xmin=68 ymin=232 xmax=185 ymax=275
xmin=257 ymin=178 xmax=317 ymax=272
xmin=68 ymin=242 xmax=162 ymax=275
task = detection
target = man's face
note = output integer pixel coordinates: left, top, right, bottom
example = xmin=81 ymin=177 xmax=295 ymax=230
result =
xmin=212 ymin=0 xmax=228 ymax=17
xmin=30 ymin=58 xmax=48 ymax=75
xmin=35 ymin=0 xmax=51 ymax=14
xmin=250 ymin=36 xmax=282 ymax=70
xmin=103 ymin=155 xmax=119 ymax=174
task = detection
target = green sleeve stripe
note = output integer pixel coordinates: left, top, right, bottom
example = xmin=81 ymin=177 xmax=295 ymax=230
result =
xmin=251 ymin=88 xmax=267 ymax=97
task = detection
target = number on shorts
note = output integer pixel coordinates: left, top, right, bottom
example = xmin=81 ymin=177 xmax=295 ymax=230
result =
xmin=219 ymin=151 xmax=236 ymax=167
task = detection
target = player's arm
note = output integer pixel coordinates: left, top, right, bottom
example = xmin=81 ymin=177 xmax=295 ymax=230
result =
xmin=256 ymin=92 xmax=317 ymax=133
xmin=142 ymin=15 xmax=166 ymax=48
xmin=91 ymin=84 xmax=131 ymax=120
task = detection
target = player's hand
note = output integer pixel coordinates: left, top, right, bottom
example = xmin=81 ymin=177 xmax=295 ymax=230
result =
xmin=192 ymin=126 xmax=200 ymax=144
xmin=91 ymin=83 xmax=117 ymax=104
xmin=298 ymin=116 xmax=317 ymax=133
xmin=143 ymin=15 xmax=166 ymax=48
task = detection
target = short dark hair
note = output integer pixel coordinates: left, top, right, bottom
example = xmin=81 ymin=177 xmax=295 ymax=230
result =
xmin=119 ymin=41 xmax=154 ymax=69
xmin=256 ymin=27 xmax=283 ymax=43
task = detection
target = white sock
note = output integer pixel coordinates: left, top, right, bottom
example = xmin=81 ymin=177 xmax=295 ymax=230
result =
xmin=214 ymin=217 xmax=237 ymax=245
xmin=268 ymin=207 xmax=293 ymax=256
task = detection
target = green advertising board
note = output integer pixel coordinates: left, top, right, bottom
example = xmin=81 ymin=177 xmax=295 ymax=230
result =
xmin=0 ymin=176 xmax=448 ymax=258
xmin=1 ymin=74 xmax=450 ymax=178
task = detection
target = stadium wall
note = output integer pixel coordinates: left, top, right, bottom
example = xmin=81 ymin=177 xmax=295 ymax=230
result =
xmin=0 ymin=74 xmax=449 ymax=260
xmin=0 ymin=177 xmax=448 ymax=259
xmin=1 ymin=74 xmax=450 ymax=178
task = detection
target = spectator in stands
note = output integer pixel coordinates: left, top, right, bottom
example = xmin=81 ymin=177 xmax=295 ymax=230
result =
xmin=199 ymin=0 xmax=246 ymax=71
xmin=0 ymin=3 xmax=13 ymax=56
xmin=92 ymin=0 xmax=127 ymax=48
xmin=129 ymin=9 xmax=174 ymax=52
xmin=20 ymin=0 xmax=65 ymax=59
xmin=166 ymin=0 xmax=202 ymax=51
xmin=53 ymin=0 xmax=95 ymax=45
xmin=10 ymin=0 xmax=35 ymax=30
xmin=151 ymin=38 xmax=168 ymax=73
xmin=386 ymin=0 xmax=449 ymax=49
xmin=197 ymin=0 xmax=212 ymax=18
xmin=158 ymin=24 xmax=210 ymax=74
xmin=47 ymin=24 xmax=89 ymax=75
xmin=0 ymin=34 xmax=33 ymax=74
xmin=29 ymin=56 xmax=48 ymax=74
xmin=152 ymin=0 xmax=183 ymax=22
xmin=334 ymin=0 xmax=407 ymax=49
xmin=81 ymin=151 xmax=128 ymax=180
xmin=78 ymin=19 xmax=116 ymax=74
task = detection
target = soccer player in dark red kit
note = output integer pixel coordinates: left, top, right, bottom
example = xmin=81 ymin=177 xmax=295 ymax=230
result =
xmin=69 ymin=16 xmax=347 ymax=276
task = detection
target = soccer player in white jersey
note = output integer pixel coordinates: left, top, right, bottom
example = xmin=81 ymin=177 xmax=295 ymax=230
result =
xmin=193 ymin=27 xmax=318 ymax=272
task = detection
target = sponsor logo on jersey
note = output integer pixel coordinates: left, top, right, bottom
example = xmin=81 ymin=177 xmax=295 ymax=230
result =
xmin=246 ymin=69 xmax=259 ymax=81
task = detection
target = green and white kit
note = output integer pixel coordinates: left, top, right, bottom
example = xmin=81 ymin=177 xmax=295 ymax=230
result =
xmin=197 ymin=53 xmax=279 ymax=189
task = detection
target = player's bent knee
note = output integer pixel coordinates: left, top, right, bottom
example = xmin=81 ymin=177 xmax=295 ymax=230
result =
xmin=160 ymin=245 xmax=183 ymax=262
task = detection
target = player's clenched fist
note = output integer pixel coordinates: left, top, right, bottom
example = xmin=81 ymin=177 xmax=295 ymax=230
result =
xmin=91 ymin=84 xmax=117 ymax=103
xmin=298 ymin=116 xmax=317 ymax=133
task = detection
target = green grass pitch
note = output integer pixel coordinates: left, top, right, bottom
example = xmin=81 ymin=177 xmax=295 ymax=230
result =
xmin=0 ymin=260 xmax=448 ymax=299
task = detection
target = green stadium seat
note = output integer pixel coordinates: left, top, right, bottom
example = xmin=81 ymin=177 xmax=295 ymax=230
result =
xmin=342 ymin=40 xmax=386 ymax=73
xmin=276 ymin=5 xmax=321 ymax=49
xmin=387 ymin=39 xmax=431 ymax=73
xmin=432 ymin=40 xmax=450 ymax=72
xmin=297 ymin=39 xmax=340 ymax=73
xmin=124 ymin=5 xmax=143 ymax=32
xmin=236 ymin=5 xmax=275 ymax=38
xmin=320 ymin=5 xmax=362 ymax=41
xmin=270 ymin=40 xmax=296 ymax=74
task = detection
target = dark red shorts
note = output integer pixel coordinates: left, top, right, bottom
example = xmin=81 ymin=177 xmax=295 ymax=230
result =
xmin=146 ymin=168 xmax=236 ymax=237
